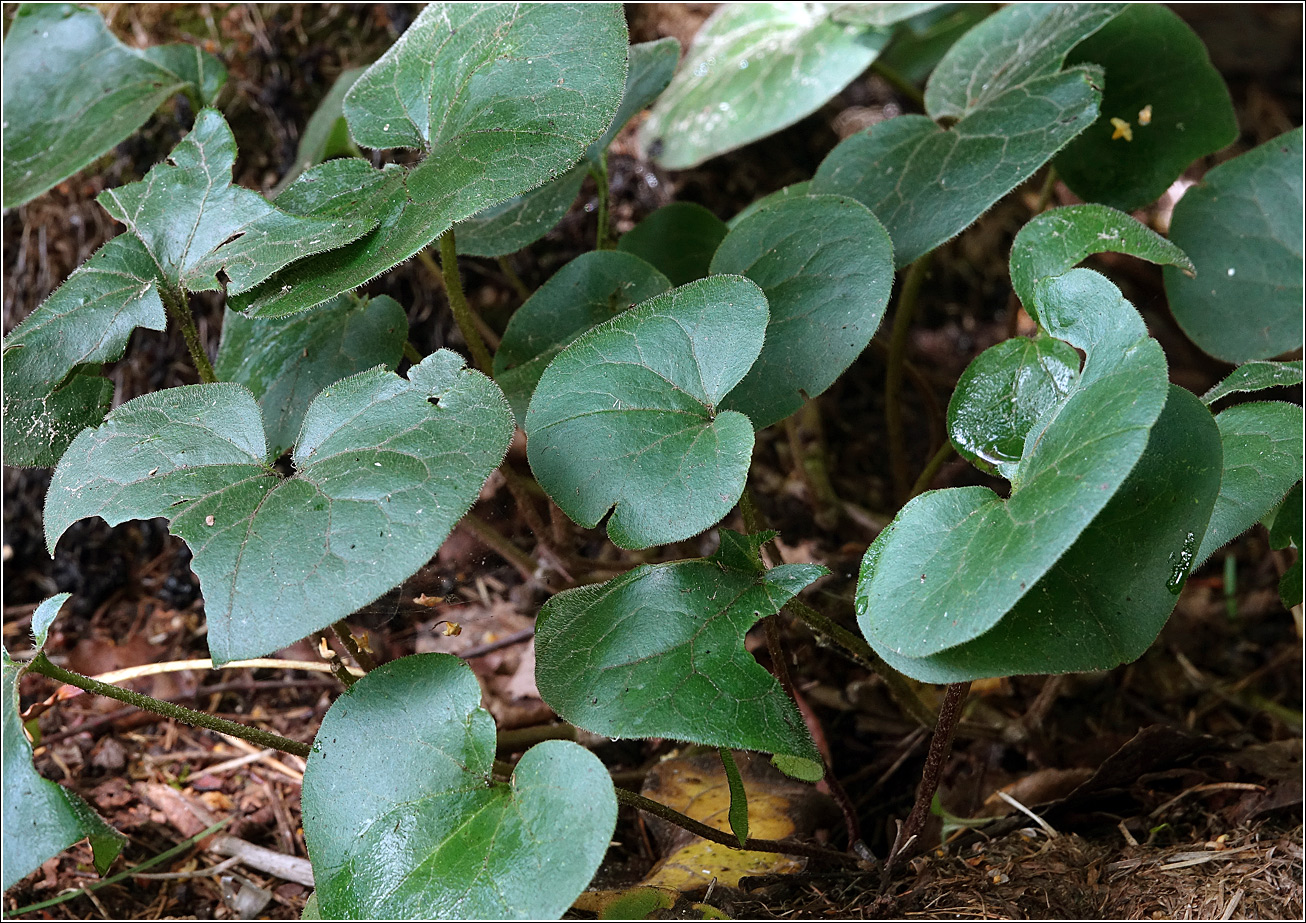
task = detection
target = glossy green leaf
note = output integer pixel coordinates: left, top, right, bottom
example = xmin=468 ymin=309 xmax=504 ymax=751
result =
xmin=4 ymin=595 xmax=126 ymax=892
xmin=1055 ymin=4 xmax=1237 ymax=211
xmin=947 ymin=335 xmax=1080 ymax=480
xmin=494 ymin=252 xmax=671 ymax=423
xmin=535 ymin=531 xmax=824 ymax=762
xmin=1203 ymin=360 xmax=1305 ymax=406
xmin=640 ymin=3 xmax=890 ymax=169
xmin=923 ymin=3 xmax=1123 ymax=121
xmin=526 ymin=276 xmax=767 ymax=550
xmin=1164 ymin=128 xmax=1305 ymax=362
xmin=727 ymin=181 xmax=812 ymax=229
xmin=617 ymin=202 xmax=729 ymax=287
xmin=44 ymin=351 xmax=513 ymax=664
xmin=1194 ymin=402 xmax=1305 ymax=568
xmin=303 ymin=653 xmax=615 ymax=920
xmin=857 ymin=269 xmax=1168 ymax=660
xmin=214 ymin=294 xmax=408 ymax=458
xmin=871 ymin=385 xmax=1222 ymax=681
xmin=455 ymin=38 xmax=680 ymax=259
xmin=271 ymin=66 xmax=365 ymax=197
xmin=710 ymin=193 xmax=894 ymax=428
xmin=237 ymin=3 xmax=629 ymax=317
xmin=875 ymin=4 xmax=994 ymax=86
xmin=812 ymin=68 xmax=1103 ymax=267
xmin=1009 ymin=204 xmax=1192 ymax=313
xmin=1268 ymin=482 xmax=1302 ymax=608
xmin=2 ymin=3 xmax=227 ymax=208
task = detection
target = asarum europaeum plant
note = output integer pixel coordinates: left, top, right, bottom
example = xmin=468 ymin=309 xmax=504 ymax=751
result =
xmin=4 ymin=3 xmax=1302 ymax=918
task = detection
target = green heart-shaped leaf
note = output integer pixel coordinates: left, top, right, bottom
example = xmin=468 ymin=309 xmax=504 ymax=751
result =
xmin=2 ymin=3 xmax=227 ymax=208
xmin=870 ymin=384 xmax=1222 ymax=681
xmin=272 ymin=66 xmax=365 ymax=196
xmin=1194 ymin=401 xmax=1305 ymax=567
xmin=236 ymin=3 xmax=629 ymax=317
xmin=526 ymin=276 xmax=767 ymax=550
xmin=44 ymin=351 xmax=513 ymax=664
xmin=536 ymin=530 xmax=824 ymax=762
xmin=710 ymin=193 xmax=894 ymax=428
xmin=641 ymin=3 xmax=891 ymax=169
xmin=1202 ymin=361 xmax=1305 ymax=406
xmin=1164 ymin=128 xmax=1304 ymax=362
xmin=1268 ymin=482 xmax=1303 ymax=608
xmin=494 ymin=251 xmax=671 ymax=423
xmin=617 ymin=202 xmax=729 ymax=287
xmin=4 ymin=595 xmax=126 ymax=891
xmin=857 ymin=269 xmax=1168 ymax=661
xmin=214 ymin=293 xmax=409 ymax=458
xmin=1055 ymin=4 xmax=1237 ymax=211
xmin=302 ymin=653 xmax=616 ymax=920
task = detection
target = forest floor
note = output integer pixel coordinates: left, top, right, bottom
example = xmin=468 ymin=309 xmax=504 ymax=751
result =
xmin=2 ymin=4 xmax=1302 ymax=919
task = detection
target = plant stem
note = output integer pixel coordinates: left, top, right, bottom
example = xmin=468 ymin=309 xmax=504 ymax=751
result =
xmin=885 ymin=680 xmax=971 ymax=876
xmin=1034 ymin=165 xmax=1059 ymax=213
xmin=496 ymin=722 xmax=576 ymax=752
xmin=430 ymin=230 xmax=494 ymax=375
xmin=784 ymin=598 xmax=937 ymax=729
xmin=497 ymin=255 xmax=532 ymax=301
xmin=907 ymin=440 xmax=956 ymax=501
xmin=332 ymin=620 xmax=377 ymax=673
xmin=870 ymin=60 xmax=925 ymax=109
xmin=403 ymin=340 xmax=423 ymax=364
xmin=613 ymin=787 xmax=860 ymax=867
xmin=591 ymin=152 xmax=613 ymax=250
xmin=785 ymin=401 xmax=843 ymax=529
xmin=458 ymin=511 xmax=545 ymax=585
xmin=885 ymin=255 xmax=931 ymax=504
xmin=26 ymin=654 xmax=311 ymax=759
xmin=162 ymin=288 xmax=216 ymax=384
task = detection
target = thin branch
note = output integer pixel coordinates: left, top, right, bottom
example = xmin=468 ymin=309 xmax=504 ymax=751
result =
xmin=497 ymin=255 xmax=532 ymax=301
xmin=886 ymin=255 xmax=931 ymax=503
xmin=591 ymin=152 xmax=613 ymax=250
xmin=162 ymin=287 xmax=216 ymax=384
xmin=332 ymin=620 xmax=377 ymax=673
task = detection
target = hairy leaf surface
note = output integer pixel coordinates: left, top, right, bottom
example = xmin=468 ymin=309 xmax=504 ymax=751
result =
xmin=1202 ymin=360 xmax=1306 ymax=406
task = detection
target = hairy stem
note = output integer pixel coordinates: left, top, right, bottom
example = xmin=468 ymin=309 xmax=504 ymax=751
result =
xmin=162 ymin=288 xmax=216 ymax=384
xmin=26 ymin=654 xmax=311 ymax=758
xmin=496 ymin=722 xmax=576 ymax=752
xmin=885 ymin=255 xmax=931 ymax=503
xmin=497 ymin=255 xmax=532 ymax=302
xmin=613 ymin=787 xmax=860 ymax=867
xmin=907 ymin=440 xmax=956 ymax=501
xmin=402 ymin=340 xmax=423 ymax=364
xmin=1034 ymin=165 xmax=1059 ymax=213
xmin=332 ymin=620 xmax=377 ymax=673
xmin=591 ymin=152 xmax=613 ymax=250
xmin=422 ymin=231 xmax=493 ymax=375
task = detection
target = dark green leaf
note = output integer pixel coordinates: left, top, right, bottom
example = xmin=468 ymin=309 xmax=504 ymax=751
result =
xmin=872 ymin=385 xmax=1222 ymax=681
xmin=720 ymin=749 xmax=749 ymax=847
xmin=1056 ymin=4 xmax=1237 ymax=211
xmin=923 ymin=3 xmax=1123 ymax=120
xmin=640 ymin=3 xmax=891 ymax=169
xmin=237 ymin=4 xmax=629 ymax=316
xmin=4 ymin=595 xmax=126 ymax=891
xmin=534 ymin=533 xmax=824 ymax=762
xmin=710 ymin=193 xmax=894 ymax=428
xmin=947 ymin=335 xmax=1080 ymax=479
xmin=617 ymin=202 xmax=729 ymax=286
xmin=270 ymin=66 xmax=365 ymax=197
xmin=494 ymin=251 xmax=671 ymax=423
xmin=2 ymin=3 xmax=226 ymax=208
xmin=1202 ymin=360 xmax=1305 ymax=406
xmin=1009 ymin=204 xmax=1192 ymax=313
xmin=727 ymin=181 xmax=812 ymax=229
xmin=1164 ymin=128 xmax=1304 ymax=362
xmin=214 ymin=293 xmax=408 ymax=458
xmin=44 ymin=352 xmax=513 ymax=664
xmin=526 ymin=276 xmax=767 ymax=550
xmin=857 ymin=269 xmax=1168 ymax=660
xmin=1268 ymin=482 xmax=1302 ymax=608
xmin=875 ymin=4 xmax=994 ymax=86
xmin=812 ymin=67 xmax=1103 ymax=267
xmin=302 ymin=653 xmax=616 ymax=919
xmin=1194 ymin=402 xmax=1304 ymax=567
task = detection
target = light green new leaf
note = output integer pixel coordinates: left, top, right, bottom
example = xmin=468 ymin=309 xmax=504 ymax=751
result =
xmin=872 ymin=385 xmax=1222 ymax=682
xmin=710 ymin=193 xmax=894 ymax=428
xmin=303 ymin=654 xmax=615 ymax=920
xmin=271 ymin=66 xmax=365 ymax=197
xmin=526 ymin=276 xmax=767 ymax=550
xmin=923 ymin=2 xmax=1123 ymax=121
xmin=455 ymin=38 xmax=680 ymax=259
xmin=617 ymin=202 xmax=729 ymax=287
xmin=1202 ymin=361 xmax=1305 ymax=406
xmin=1009 ymin=204 xmax=1192 ymax=313
xmin=640 ymin=3 xmax=891 ymax=169
xmin=857 ymin=269 xmax=1168 ymax=661
xmin=214 ymin=293 xmax=408 ymax=458
xmin=947 ymin=335 xmax=1080 ymax=480
xmin=238 ymin=3 xmax=629 ymax=316
xmin=44 ymin=352 xmax=513 ymax=665
xmin=2 ymin=3 xmax=227 ymax=208
xmin=1194 ymin=402 xmax=1305 ymax=568
xmin=1165 ymin=128 xmax=1305 ymax=363
xmin=4 ymin=596 xmax=126 ymax=892
xmin=1056 ymin=4 xmax=1237 ymax=211
xmin=494 ymin=252 xmax=671 ymax=423
xmin=813 ymin=68 xmax=1103 ymax=267
xmin=535 ymin=531 xmax=824 ymax=762
xmin=1268 ymin=482 xmax=1302 ymax=608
